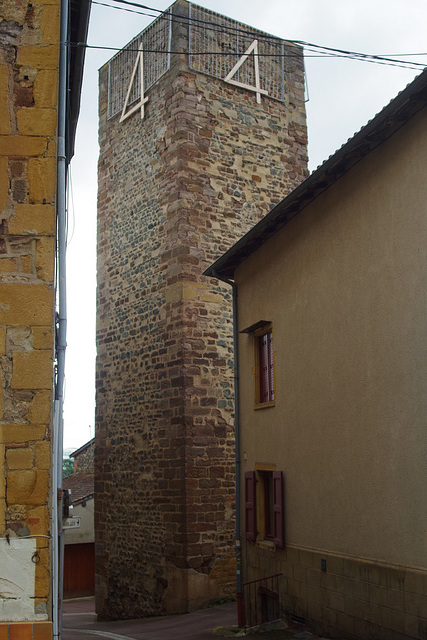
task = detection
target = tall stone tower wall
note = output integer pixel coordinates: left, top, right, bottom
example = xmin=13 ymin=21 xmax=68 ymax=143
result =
xmin=96 ymin=0 xmax=307 ymax=619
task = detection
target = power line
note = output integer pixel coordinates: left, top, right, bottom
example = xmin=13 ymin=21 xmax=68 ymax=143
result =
xmin=94 ymin=0 xmax=287 ymax=43
xmin=86 ymin=0 xmax=427 ymax=71
xmin=67 ymin=41 xmax=426 ymax=71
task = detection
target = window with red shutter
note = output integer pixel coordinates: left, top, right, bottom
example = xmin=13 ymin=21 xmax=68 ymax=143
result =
xmin=245 ymin=471 xmax=256 ymax=543
xmin=255 ymin=327 xmax=274 ymax=406
xmin=247 ymin=469 xmax=285 ymax=547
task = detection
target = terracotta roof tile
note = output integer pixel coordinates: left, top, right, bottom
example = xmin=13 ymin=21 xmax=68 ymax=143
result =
xmin=63 ymin=473 xmax=94 ymax=504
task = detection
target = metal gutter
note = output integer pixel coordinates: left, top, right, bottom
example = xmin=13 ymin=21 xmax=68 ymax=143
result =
xmin=53 ymin=2 xmax=90 ymax=636
xmin=52 ymin=0 xmax=69 ymax=635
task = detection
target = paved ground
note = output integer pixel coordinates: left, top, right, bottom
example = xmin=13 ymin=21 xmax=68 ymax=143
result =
xmin=62 ymin=598 xmax=331 ymax=640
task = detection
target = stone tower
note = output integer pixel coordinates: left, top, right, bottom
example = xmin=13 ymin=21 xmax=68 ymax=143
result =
xmin=95 ymin=0 xmax=307 ymax=619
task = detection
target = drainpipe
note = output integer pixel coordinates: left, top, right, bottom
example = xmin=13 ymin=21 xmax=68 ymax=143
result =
xmin=53 ymin=0 xmax=69 ymax=637
xmin=212 ymin=272 xmax=243 ymax=627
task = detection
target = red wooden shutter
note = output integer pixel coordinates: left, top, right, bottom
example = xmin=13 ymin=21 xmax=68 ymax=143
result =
xmin=245 ymin=471 xmax=256 ymax=543
xmin=273 ymin=471 xmax=284 ymax=548
xmin=259 ymin=330 xmax=274 ymax=403
xmin=259 ymin=334 xmax=269 ymax=403
xmin=268 ymin=331 xmax=274 ymax=402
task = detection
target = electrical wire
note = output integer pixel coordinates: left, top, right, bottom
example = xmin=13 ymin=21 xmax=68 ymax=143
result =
xmin=85 ymin=0 xmax=427 ymax=71
xmin=67 ymin=40 xmax=426 ymax=71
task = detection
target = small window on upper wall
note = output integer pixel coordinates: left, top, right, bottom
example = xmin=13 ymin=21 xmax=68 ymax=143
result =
xmin=255 ymin=326 xmax=275 ymax=406
xmin=240 ymin=320 xmax=275 ymax=408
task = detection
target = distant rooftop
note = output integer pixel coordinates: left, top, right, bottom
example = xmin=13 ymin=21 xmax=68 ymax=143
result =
xmin=70 ymin=438 xmax=95 ymax=459
xmin=63 ymin=473 xmax=94 ymax=505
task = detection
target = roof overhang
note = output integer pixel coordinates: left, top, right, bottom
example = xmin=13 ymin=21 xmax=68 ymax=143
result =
xmin=67 ymin=0 xmax=91 ymax=162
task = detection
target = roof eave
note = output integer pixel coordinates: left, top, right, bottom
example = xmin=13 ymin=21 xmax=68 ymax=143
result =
xmin=67 ymin=0 xmax=91 ymax=162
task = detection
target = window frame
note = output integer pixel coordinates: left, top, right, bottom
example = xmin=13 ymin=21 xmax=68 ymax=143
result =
xmin=254 ymin=324 xmax=275 ymax=408
xmin=245 ymin=468 xmax=284 ymax=548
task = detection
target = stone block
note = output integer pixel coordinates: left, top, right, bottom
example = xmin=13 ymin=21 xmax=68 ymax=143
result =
xmin=32 ymin=327 xmax=53 ymax=350
xmin=7 ymin=326 xmax=32 ymax=352
xmin=34 ymin=441 xmax=50 ymax=470
xmin=0 ymin=284 xmax=54 ymax=325
xmin=41 ymin=4 xmax=60 ymax=44
xmin=28 ymin=505 xmax=49 ymax=536
xmin=369 ymin=583 xmax=404 ymax=610
xmin=17 ymin=108 xmax=57 ymax=137
xmin=28 ymin=390 xmax=51 ymax=424
xmin=182 ymin=284 xmax=197 ymax=300
xmin=368 ymin=602 xmax=384 ymax=626
xmin=35 ymin=547 xmax=50 ymax=598
xmin=6 ymin=446 xmax=33 ymax=469
xmin=0 ymin=258 xmax=17 ymax=273
xmin=17 ymin=46 xmax=59 ymax=70
xmin=21 ymin=255 xmax=33 ymax=274
xmin=35 ymin=565 xmax=49 ymax=598
xmin=46 ymin=138 xmax=56 ymax=156
xmin=404 ymin=568 xmax=426 ymax=595
xmin=0 ymin=499 xmax=5 ymax=532
xmin=404 ymin=591 xmax=427 ymax=617
xmin=165 ymin=283 xmax=182 ymax=303
xmin=6 ymin=469 xmax=49 ymax=505
xmin=404 ymin=612 xmax=426 ymax=638
xmin=0 ymin=445 xmax=4 ymax=498
xmin=36 ymin=236 xmax=55 ymax=281
xmin=0 ymin=157 xmax=8 ymax=213
xmin=324 ymin=588 xmax=345 ymax=612
xmin=1 ymin=0 xmax=28 ymax=22
xmin=9 ymin=204 xmax=55 ymax=235
xmin=0 ymin=66 xmax=10 ymax=136
xmin=200 ymin=291 xmax=223 ymax=304
xmin=325 ymin=554 xmax=344 ymax=576
xmin=28 ymin=157 xmax=56 ymax=203
xmin=0 ymin=136 xmax=47 ymax=157
xmin=0 ymin=424 xmax=46 ymax=444
xmin=12 ymin=350 xmax=53 ymax=390
xmin=33 ymin=70 xmax=58 ymax=109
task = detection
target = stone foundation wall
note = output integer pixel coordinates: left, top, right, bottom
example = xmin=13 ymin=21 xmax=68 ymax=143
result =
xmin=246 ymin=544 xmax=427 ymax=640
xmin=95 ymin=0 xmax=308 ymax=619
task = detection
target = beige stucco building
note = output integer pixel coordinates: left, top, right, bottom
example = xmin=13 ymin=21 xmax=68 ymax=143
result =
xmin=0 ymin=0 xmax=89 ymax=636
xmin=206 ymin=70 xmax=427 ymax=639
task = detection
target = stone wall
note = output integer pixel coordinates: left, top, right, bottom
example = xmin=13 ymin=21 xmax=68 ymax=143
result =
xmin=0 ymin=0 xmax=58 ymax=632
xmin=95 ymin=0 xmax=308 ymax=619
xmin=73 ymin=439 xmax=95 ymax=473
xmin=246 ymin=544 xmax=427 ymax=640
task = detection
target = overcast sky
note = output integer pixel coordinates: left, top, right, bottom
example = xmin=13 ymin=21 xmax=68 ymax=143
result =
xmin=63 ymin=0 xmax=427 ymax=450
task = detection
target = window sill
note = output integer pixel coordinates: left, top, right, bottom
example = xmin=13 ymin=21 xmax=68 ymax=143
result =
xmin=256 ymin=539 xmax=276 ymax=552
xmin=254 ymin=401 xmax=275 ymax=410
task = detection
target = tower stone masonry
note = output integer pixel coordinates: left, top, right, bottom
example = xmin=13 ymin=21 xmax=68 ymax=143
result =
xmin=95 ymin=0 xmax=308 ymax=619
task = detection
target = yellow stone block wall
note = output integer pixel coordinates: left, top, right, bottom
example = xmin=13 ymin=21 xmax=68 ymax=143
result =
xmin=0 ymin=0 xmax=59 ymax=624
